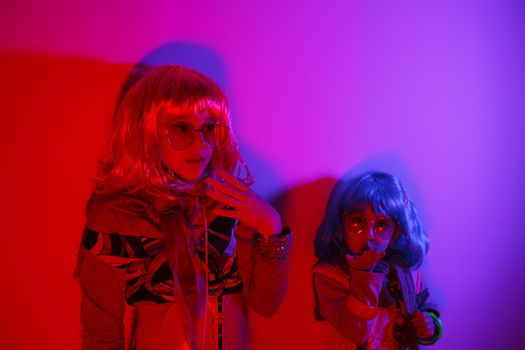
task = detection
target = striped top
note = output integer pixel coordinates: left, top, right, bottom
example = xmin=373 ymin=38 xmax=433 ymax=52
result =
xmin=82 ymin=214 xmax=244 ymax=305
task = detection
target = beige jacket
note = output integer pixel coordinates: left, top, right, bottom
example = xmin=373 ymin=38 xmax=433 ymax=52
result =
xmin=77 ymin=192 xmax=290 ymax=350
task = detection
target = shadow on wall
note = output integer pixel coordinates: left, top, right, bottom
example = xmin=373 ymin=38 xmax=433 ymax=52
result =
xmin=137 ymin=42 xmax=229 ymax=91
xmin=1 ymin=51 xmax=130 ymax=349
xmin=246 ymin=176 xmax=338 ymax=349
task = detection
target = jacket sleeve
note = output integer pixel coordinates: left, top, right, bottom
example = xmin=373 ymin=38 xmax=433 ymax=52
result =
xmin=312 ymin=264 xmax=385 ymax=344
xmin=411 ymin=268 xmax=439 ymax=313
xmin=235 ymin=224 xmax=291 ymax=317
xmin=77 ymin=246 xmax=128 ymax=350
xmin=76 ymin=193 xmax=162 ymax=349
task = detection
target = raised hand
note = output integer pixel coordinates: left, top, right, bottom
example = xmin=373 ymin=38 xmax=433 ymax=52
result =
xmin=412 ymin=311 xmax=435 ymax=339
xmin=204 ymin=170 xmax=282 ymax=238
xmin=344 ymin=250 xmax=385 ymax=272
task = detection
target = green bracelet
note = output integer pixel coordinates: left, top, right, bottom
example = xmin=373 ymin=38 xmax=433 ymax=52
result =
xmin=416 ymin=310 xmax=443 ymax=345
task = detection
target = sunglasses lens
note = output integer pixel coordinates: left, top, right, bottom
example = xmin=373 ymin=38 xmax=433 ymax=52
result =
xmin=345 ymin=213 xmax=367 ymax=233
xmin=166 ymin=123 xmax=229 ymax=150
xmin=165 ymin=122 xmax=192 ymax=150
xmin=207 ymin=124 xmax=229 ymax=147
xmin=374 ymin=217 xmax=389 ymax=234
xmin=344 ymin=212 xmax=395 ymax=239
xmin=202 ymin=123 xmax=228 ymax=147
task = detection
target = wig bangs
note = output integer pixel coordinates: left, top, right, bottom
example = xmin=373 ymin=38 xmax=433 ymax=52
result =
xmin=149 ymin=66 xmax=231 ymax=126
xmin=156 ymin=97 xmax=230 ymax=126
xmin=343 ymin=176 xmax=407 ymax=225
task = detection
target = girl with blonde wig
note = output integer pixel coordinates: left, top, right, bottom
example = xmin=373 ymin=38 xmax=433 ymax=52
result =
xmin=76 ymin=65 xmax=292 ymax=350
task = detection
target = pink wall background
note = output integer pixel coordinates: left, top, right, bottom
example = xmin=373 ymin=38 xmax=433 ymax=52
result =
xmin=1 ymin=1 xmax=524 ymax=349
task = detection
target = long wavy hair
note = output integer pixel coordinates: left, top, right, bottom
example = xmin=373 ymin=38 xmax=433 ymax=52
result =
xmin=95 ymin=65 xmax=250 ymax=199
xmin=314 ymin=171 xmax=429 ymax=270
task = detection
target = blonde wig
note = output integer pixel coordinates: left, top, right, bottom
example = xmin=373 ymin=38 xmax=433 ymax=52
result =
xmin=96 ymin=65 xmax=249 ymax=199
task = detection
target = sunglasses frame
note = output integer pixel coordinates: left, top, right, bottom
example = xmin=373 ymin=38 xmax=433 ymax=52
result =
xmin=340 ymin=211 xmax=397 ymax=240
xmin=162 ymin=121 xmax=230 ymax=151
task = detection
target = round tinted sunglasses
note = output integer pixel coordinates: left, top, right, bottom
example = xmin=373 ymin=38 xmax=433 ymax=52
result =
xmin=163 ymin=121 xmax=229 ymax=151
xmin=341 ymin=211 xmax=397 ymax=240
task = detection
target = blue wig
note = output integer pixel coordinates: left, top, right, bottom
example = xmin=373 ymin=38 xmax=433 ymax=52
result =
xmin=314 ymin=171 xmax=429 ymax=269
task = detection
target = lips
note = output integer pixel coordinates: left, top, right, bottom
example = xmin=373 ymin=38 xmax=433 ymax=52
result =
xmin=185 ymin=157 xmax=207 ymax=164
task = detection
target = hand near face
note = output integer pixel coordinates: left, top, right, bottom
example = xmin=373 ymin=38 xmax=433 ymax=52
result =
xmin=412 ymin=311 xmax=435 ymax=339
xmin=204 ymin=170 xmax=282 ymax=238
xmin=344 ymin=250 xmax=385 ymax=272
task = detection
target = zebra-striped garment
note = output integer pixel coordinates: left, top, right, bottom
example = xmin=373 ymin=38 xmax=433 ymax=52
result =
xmin=82 ymin=215 xmax=243 ymax=305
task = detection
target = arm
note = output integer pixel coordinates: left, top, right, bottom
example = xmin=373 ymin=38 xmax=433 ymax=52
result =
xmin=77 ymin=230 xmax=160 ymax=349
xmin=312 ymin=264 xmax=385 ymax=344
xmin=203 ymin=170 xmax=292 ymax=317
xmin=77 ymin=194 xmax=162 ymax=349
xmin=236 ymin=224 xmax=292 ymax=317
xmin=412 ymin=269 xmax=442 ymax=345
xmin=77 ymin=247 xmax=127 ymax=350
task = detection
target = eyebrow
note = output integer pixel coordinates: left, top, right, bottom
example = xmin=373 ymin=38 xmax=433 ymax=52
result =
xmin=164 ymin=114 xmax=190 ymax=122
xmin=164 ymin=114 xmax=214 ymax=125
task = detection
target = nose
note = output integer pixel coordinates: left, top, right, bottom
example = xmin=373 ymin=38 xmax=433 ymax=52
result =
xmin=191 ymin=130 xmax=211 ymax=149
xmin=362 ymin=224 xmax=376 ymax=241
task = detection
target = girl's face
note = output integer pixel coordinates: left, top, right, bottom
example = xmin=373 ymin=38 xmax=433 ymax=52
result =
xmin=159 ymin=111 xmax=216 ymax=182
xmin=343 ymin=205 xmax=397 ymax=255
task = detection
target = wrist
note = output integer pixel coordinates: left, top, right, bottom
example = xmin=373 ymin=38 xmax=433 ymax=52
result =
xmin=255 ymin=227 xmax=293 ymax=264
xmin=416 ymin=310 xmax=443 ymax=345
xmin=258 ymin=223 xmax=282 ymax=238
xmin=258 ymin=216 xmax=282 ymax=238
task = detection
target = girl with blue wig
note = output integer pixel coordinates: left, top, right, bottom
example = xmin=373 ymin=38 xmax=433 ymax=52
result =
xmin=313 ymin=171 xmax=442 ymax=349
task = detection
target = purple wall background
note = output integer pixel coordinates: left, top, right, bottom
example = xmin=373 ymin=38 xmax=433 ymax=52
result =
xmin=1 ymin=1 xmax=524 ymax=349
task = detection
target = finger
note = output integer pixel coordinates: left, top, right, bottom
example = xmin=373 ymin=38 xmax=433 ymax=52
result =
xmin=411 ymin=312 xmax=424 ymax=326
xmin=206 ymin=189 xmax=245 ymax=210
xmin=345 ymin=254 xmax=361 ymax=267
xmin=371 ymin=250 xmax=385 ymax=262
xmin=415 ymin=326 xmax=432 ymax=339
xmin=416 ymin=312 xmax=433 ymax=324
xmin=360 ymin=249 xmax=373 ymax=259
xmin=413 ymin=318 xmax=429 ymax=332
xmin=423 ymin=316 xmax=434 ymax=329
xmin=412 ymin=313 xmax=434 ymax=337
xmin=345 ymin=254 xmax=355 ymax=264
xmin=415 ymin=325 xmax=433 ymax=339
xmin=214 ymin=209 xmax=242 ymax=219
xmin=206 ymin=178 xmax=247 ymax=202
xmin=363 ymin=250 xmax=379 ymax=263
xmin=216 ymin=169 xmax=250 ymax=192
xmin=346 ymin=253 xmax=371 ymax=270
xmin=360 ymin=248 xmax=380 ymax=262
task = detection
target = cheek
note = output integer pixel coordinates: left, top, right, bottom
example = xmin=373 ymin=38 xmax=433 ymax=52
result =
xmin=159 ymin=142 xmax=191 ymax=177
xmin=161 ymin=145 xmax=184 ymax=168
xmin=376 ymin=238 xmax=392 ymax=252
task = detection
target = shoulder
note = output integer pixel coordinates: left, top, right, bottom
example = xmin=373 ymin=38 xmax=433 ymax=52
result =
xmin=85 ymin=191 xmax=162 ymax=238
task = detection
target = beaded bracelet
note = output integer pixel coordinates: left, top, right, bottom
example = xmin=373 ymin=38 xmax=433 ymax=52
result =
xmin=255 ymin=227 xmax=293 ymax=264
xmin=416 ymin=310 xmax=443 ymax=345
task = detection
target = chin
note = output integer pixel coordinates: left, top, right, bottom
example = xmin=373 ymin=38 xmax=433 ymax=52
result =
xmin=181 ymin=168 xmax=209 ymax=182
xmin=180 ymin=173 xmax=203 ymax=182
